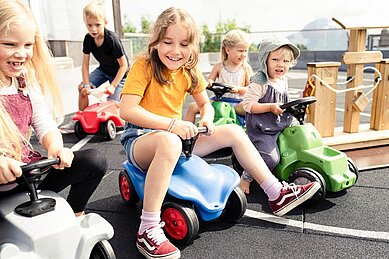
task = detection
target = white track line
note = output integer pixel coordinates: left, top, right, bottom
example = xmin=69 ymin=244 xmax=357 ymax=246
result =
xmin=244 ymin=209 xmax=389 ymax=242
xmin=70 ymin=135 xmax=93 ymax=151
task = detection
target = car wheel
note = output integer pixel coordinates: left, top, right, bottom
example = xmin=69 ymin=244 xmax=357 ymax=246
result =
xmin=221 ymin=187 xmax=247 ymax=222
xmin=104 ymin=120 xmax=116 ymax=140
xmin=89 ymin=240 xmax=116 ymax=259
xmin=74 ymin=121 xmax=86 ymax=139
xmin=347 ymin=157 xmax=359 ymax=183
xmin=231 ymin=152 xmax=244 ymax=175
xmin=161 ymin=201 xmax=199 ymax=246
xmin=289 ymin=167 xmax=327 ymax=205
xmin=118 ymin=171 xmax=139 ymax=206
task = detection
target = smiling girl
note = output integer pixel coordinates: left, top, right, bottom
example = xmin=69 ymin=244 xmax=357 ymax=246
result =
xmin=0 ymin=0 xmax=107 ymax=217
xmin=120 ymin=8 xmax=319 ymax=259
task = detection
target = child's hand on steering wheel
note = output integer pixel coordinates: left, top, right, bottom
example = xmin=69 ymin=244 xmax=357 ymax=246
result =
xmin=207 ymin=79 xmax=214 ymax=88
xmin=198 ymin=119 xmax=216 ymax=136
xmin=270 ymin=103 xmax=284 ymax=115
xmin=230 ymin=86 xmax=240 ymax=93
xmin=171 ymin=120 xmax=198 ymax=140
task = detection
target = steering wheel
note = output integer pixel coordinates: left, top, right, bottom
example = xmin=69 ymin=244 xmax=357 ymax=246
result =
xmin=279 ymin=97 xmax=316 ymax=125
xmin=20 ymin=158 xmax=60 ymax=176
xmin=181 ymin=127 xmax=208 ymax=158
xmin=15 ymin=158 xmax=60 ymax=217
xmin=207 ymin=82 xmax=235 ymax=101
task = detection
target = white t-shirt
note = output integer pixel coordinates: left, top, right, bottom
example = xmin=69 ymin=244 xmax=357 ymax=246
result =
xmin=0 ymin=77 xmax=58 ymax=143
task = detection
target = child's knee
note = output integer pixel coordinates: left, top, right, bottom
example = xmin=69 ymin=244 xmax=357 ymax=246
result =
xmin=156 ymin=132 xmax=182 ymax=156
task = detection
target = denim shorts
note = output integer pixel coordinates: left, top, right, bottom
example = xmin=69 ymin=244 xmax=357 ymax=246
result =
xmin=120 ymin=123 xmax=155 ymax=172
xmin=89 ymin=67 xmax=126 ymax=102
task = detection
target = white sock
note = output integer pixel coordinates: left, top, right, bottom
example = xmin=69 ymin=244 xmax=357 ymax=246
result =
xmin=260 ymin=177 xmax=283 ymax=201
xmin=138 ymin=210 xmax=160 ymax=235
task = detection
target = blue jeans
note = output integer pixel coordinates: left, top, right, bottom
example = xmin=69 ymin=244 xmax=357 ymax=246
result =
xmin=89 ymin=67 xmax=126 ymax=102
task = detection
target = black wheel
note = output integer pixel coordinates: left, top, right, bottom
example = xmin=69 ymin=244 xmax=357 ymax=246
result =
xmin=347 ymin=157 xmax=359 ymax=183
xmin=161 ymin=201 xmax=199 ymax=246
xmin=231 ymin=153 xmax=244 ymax=175
xmin=103 ymin=120 xmax=116 ymax=140
xmin=221 ymin=187 xmax=247 ymax=222
xmin=89 ymin=240 xmax=116 ymax=259
xmin=118 ymin=171 xmax=139 ymax=206
xmin=74 ymin=121 xmax=86 ymax=139
xmin=289 ymin=167 xmax=327 ymax=205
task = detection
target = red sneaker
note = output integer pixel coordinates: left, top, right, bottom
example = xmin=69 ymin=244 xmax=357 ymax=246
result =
xmin=269 ymin=181 xmax=320 ymax=216
xmin=136 ymin=222 xmax=181 ymax=259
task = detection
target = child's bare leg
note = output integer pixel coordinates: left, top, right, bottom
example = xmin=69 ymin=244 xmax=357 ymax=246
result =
xmin=239 ymin=177 xmax=251 ymax=194
xmin=194 ymin=124 xmax=274 ymax=184
xmin=184 ymin=102 xmax=200 ymax=123
xmin=194 ymin=124 xmax=321 ymax=216
xmin=133 ymin=132 xmax=182 ymax=212
xmin=239 ymin=171 xmax=254 ymax=194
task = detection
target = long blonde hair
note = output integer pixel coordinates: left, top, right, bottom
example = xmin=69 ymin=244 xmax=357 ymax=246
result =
xmin=0 ymin=0 xmax=63 ymax=161
xmin=146 ymin=7 xmax=200 ymax=93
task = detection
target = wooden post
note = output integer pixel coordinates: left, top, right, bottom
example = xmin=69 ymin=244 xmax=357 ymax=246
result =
xmin=112 ymin=0 xmax=123 ymax=39
xmin=306 ymin=62 xmax=341 ymax=137
xmin=343 ymin=29 xmax=366 ymax=133
xmin=371 ymin=59 xmax=389 ymax=130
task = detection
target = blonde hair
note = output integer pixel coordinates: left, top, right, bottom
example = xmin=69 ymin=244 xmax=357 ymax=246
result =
xmin=0 ymin=0 xmax=63 ymax=161
xmin=145 ymin=7 xmax=200 ymax=93
xmin=220 ymin=29 xmax=252 ymax=84
xmin=221 ymin=29 xmax=251 ymax=61
xmin=83 ymin=1 xmax=106 ymax=22
xmin=273 ymin=45 xmax=298 ymax=68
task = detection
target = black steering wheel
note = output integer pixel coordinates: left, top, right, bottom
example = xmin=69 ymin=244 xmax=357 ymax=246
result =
xmin=279 ymin=97 xmax=316 ymax=125
xmin=207 ymin=82 xmax=235 ymax=101
xmin=15 ymin=158 xmax=60 ymax=217
xmin=20 ymin=157 xmax=60 ymax=179
xmin=181 ymin=127 xmax=208 ymax=158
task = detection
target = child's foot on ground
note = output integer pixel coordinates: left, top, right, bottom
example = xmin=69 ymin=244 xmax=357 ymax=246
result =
xmin=269 ymin=181 xmax=320 ymax=216
xmin=239 ymin=177 xmax=251 ymax=194
xmin=136 ymin=222 xmax=181 ymax=259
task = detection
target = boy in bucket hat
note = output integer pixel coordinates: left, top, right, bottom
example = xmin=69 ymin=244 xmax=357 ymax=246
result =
xmin=240 ymin=35 xmax=301 ymax=195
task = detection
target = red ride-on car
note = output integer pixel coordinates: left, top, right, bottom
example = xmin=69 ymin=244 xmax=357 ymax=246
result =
xmin=72 ymin=88 xmax=124 ymax=140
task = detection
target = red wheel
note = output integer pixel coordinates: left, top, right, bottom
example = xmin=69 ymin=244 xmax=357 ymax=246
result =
xmin=118 ymin=171 xmax=139 ymax=206
xmin=161 ymin=201 xmax=199 ymax=245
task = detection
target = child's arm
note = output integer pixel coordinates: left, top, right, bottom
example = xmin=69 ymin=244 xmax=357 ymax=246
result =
xmin=41 ymin=130 xmax=74 ymax=170
xmin=192 ymin=90 xmax=215 ymax=134
xmin=0 ymin=157 xmax=23 ymax=184
xmin=242 ymin=83 xmax=283 ymax=115
xmin=106 ymin=55 xmax=128 ymax=94
xmin=81 ymin=53 xmax=91 ymax=86
xmin=207 ymin=63 xmax=221 ymax=86
xmin=234 ymin=64 xmax=254 ymax=95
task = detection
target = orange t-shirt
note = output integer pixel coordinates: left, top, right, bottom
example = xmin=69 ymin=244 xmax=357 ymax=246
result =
xmin=121 ymin=57 xmax=207 ymax=118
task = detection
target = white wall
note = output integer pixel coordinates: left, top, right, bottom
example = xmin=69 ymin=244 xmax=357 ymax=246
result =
xmin=29 ymin=0 xmax=116 ymax=41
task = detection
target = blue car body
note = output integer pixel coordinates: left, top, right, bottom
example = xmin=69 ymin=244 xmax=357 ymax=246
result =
xmin=122 ymin=154 xmax=240 ymax=221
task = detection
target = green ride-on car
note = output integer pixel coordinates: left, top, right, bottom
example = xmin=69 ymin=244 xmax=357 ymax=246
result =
xmin=230 ymin=96 xmax=358 ymax=204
